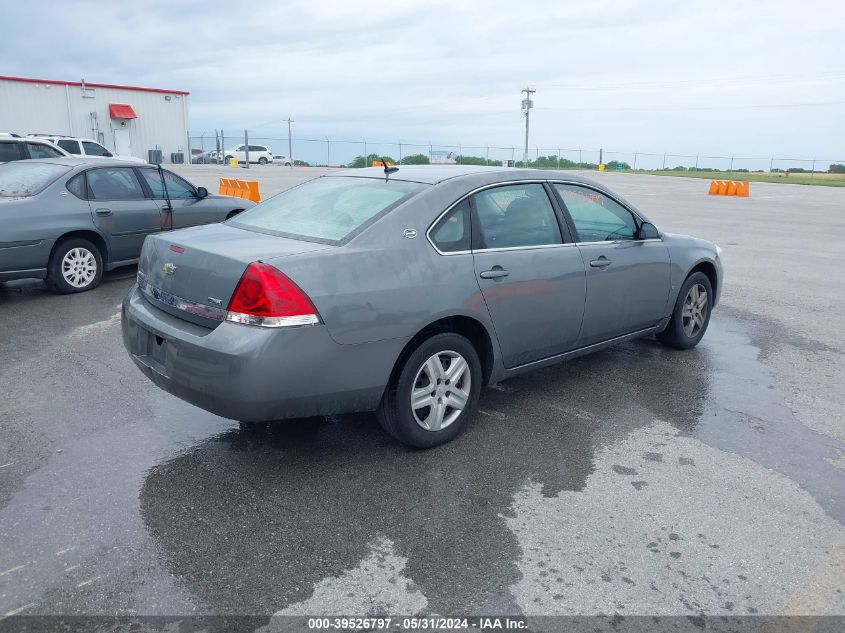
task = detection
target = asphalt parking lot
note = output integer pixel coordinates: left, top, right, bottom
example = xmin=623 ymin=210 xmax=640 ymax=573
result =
xmin=1 ymin=167 xmax=844 ymax=621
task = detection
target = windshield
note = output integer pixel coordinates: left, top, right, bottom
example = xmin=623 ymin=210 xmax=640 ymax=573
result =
xmin=0 ymin=162 xmax=70 ymax=197
xmin=230 ymin=176 xmax=425 ymax=243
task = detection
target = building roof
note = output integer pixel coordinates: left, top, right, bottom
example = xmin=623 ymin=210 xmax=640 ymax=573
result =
xmin=0 ymin=75 xmax=189 ymax=96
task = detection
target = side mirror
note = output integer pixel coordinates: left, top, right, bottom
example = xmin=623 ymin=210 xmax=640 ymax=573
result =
xmin=637 ymin=222 xmax=659 ymax=240
xmin=196 ymin=186 xmax=208 ymax=199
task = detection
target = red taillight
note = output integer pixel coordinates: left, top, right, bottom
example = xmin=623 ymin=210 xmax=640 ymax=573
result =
xmin=226 ymin=262 xmax=320 ymax=328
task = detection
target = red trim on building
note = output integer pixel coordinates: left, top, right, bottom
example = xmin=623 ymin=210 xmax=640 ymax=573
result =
xmin=108 ymin=103 xmax=138 ymax=119
xmin=0 ymin=75 xmax=189 ymax=96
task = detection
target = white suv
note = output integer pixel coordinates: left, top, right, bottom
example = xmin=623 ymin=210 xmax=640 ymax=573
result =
xmin=28 ymin=135 xmax=145 ymax=163
xmin=223 ymin=144 xmax=273 ymax=165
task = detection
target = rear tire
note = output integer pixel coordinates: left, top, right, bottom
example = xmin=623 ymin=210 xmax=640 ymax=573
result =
xmin=377 ymin=333 xmax=481 ymax=448
xmin=657 ymin=271 xmax=712 ymax=349
xmin=46 ymin=238 xmax=103 ymax=294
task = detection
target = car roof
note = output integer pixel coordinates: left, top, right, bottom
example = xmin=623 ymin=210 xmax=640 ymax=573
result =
xmin=7 ymin=157 xmax=147 ymax=168
xmin=327 ymin=164 xmax=605 ymax=187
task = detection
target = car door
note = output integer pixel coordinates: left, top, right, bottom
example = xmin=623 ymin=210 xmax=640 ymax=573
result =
xmin=551 ymin=183 xmax=670 ymax=346
xmin=468 ymin=182 xmax=586 ymax=368
xmin=138 ymin=167 xmax=219 ymax=228
xmin=85 ymin=166 xmax=162 ymax=261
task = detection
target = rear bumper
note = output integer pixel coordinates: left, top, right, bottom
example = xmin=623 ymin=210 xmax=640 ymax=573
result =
xmin=122 ymin=284 xmax=404 ymax=421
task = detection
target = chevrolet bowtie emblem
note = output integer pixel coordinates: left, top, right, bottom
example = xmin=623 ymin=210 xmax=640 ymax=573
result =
xmin=163 ymin=263 xmax=177 ymax=275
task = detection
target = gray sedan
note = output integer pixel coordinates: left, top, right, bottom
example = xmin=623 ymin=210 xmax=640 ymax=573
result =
xmin=0 ymin=158 xmax=254 ymax=293
xmin=122 ymin=166 xmax=723 ymax=448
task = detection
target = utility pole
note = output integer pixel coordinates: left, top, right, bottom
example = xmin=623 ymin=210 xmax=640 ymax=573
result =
xmin=285 ymin=117 xmax=294 ymax=167
xmin=521 ymin=87 xmax=535 ymax=164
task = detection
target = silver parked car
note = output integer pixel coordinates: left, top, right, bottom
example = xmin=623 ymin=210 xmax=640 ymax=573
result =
xmin=122 ymin=166 xmax=723 ymax=448
xmin=0 ymin=158 xmax=254 ymax=293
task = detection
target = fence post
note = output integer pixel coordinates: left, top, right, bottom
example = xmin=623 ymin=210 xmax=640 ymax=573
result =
xmin=364 ymin=140 xmax=367 ymax=167
xmin=695 ymin=154 xmax=699 ymax=170
xmin=429 ymin=142 xmax=433 ymax=162
xmin=729 ymin=156 xmax=734 ymax=172
xmin=326 ymin=137 xmax=330 ymax=167
xmin=557 ymin=148 xmax=560 ymax=170
xmin=770 ymin=157 xmax=774 ymax=173
xmin=486 ymin=146 xmax=489 ymax=166
xmin=244 ymin=130 xmax=249 ymax=168
xmin=459 ymin=144 xmax=462 ymax=165
xmin=578 ymin=149 xmax=582 ymax=165
xmin=811 ymin=157 xmax=816 ymax=177
xmin=511 ymin=147 xmax=515 ymax=165
xmin=662 ymin=153 xmax=666 ymax=170
xmin=221 ymin=130 xmax=225 ymax=165
xmin=633 ymin=151 xmax=638 ymax=170
xmin=399 ymin=142 xmax=403 ymax=162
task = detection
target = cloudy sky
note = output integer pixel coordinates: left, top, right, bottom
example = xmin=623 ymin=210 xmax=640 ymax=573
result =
xmin=4 ymin=0 xmax=844 ymax=166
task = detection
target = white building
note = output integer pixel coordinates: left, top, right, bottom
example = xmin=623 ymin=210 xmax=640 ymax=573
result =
xmin=0 ymin=75 xmax=190 ymax=163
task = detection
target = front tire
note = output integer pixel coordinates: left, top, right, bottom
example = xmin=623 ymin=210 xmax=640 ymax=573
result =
xmin=378 ymin=333 xmax=481 ymax=448
xmin=657 ymin=271 xmax=713 ymax=349
xmin=47 ymin=238 xmax=103 ymax=294
xmin=258 ymin=157 xmax=268 ymax=165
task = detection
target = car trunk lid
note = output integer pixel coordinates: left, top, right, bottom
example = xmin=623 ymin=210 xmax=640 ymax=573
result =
xmin=138 ymin=223 xmax=332 ymax=328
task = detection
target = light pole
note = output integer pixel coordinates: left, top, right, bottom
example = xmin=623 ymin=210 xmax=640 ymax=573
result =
xmin=521 ymin=87 xmax=535 ymax=164
xmin=284 ymin=117 xmax=294 ymax=167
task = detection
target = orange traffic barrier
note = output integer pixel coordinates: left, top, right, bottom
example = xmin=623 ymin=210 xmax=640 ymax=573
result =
xmin=218 ymin=177 xmax=261 ymax=202
xmin=709 ymin=180 xmax=750 ymax=197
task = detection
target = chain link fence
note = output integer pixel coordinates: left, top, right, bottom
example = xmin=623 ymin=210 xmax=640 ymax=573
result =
xmin=187 ymin=131 xmax=844 ymax=175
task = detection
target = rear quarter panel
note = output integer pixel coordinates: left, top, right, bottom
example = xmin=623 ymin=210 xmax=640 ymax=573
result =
xmin=0 ymin=176 xmax=98 ymax=272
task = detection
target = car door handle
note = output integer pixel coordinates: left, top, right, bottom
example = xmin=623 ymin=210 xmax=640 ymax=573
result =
xmin=590 ymin=257 xmax=611 ymax=268
xmin=480 ymin=267 xmax=510 ymax=279
xmin=94 ymin=208 xmax=112 ymax=216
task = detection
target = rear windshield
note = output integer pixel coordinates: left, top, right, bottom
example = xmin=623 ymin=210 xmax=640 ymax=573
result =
xmin=0 ymin=162 xmax=70 ymax=197
xmin=229 ymin=176 xmax=425 ymax=243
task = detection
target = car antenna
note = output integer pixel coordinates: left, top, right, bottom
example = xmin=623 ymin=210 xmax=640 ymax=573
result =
xmin=383 ymin=158 xmax=399 ymax=179
xmin=156 ymin=162 xmax=173 ymax=230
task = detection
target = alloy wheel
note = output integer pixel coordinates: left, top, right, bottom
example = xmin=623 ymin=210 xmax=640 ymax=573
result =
xmin=682 ymin=283 xmax=708 ymax=337
xmin=411 ymin=350 xmax=471 ymax=431
xmin=61 ymin=247 xmax=97 ymax=288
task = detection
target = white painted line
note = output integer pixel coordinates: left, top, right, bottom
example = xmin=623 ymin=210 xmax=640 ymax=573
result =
xmin=55 ymin=546 xmax=76 ymax=556
xmin=76 ymin=576 xmax=99 ymax=588
xmin=64 ymin=565 xmax=80 ymax=573
xmin=0 ymin=565 xmax=25 ymax=577
xmin=3 ymin=603 xmax=36 ymax=617
xmin=0 ymin=463 xmax=13 ymax=469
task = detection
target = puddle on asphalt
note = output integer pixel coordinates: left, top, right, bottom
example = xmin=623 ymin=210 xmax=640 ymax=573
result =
xmin=137 ymin=314 xmax=845 ymax=615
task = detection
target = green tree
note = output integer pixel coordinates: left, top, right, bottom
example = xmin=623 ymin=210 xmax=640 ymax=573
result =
xmin=456 ymin=155 xmax=488 ymax=166
xmin=400 ymin=153 xmax=430 ymax=165
xmin=347 ymin=153 xmax=396 ymax=168
xmin=829 ymin=164 xmax=845 ymax=173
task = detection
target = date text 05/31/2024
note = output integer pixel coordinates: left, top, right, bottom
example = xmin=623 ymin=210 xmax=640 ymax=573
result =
xmin=306 ymin=617 xmax=528 ymax=630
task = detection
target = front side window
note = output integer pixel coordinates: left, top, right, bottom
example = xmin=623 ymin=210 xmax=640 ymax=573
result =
xmin=0 ymin=162 xmax=70 ymax=197
xmin=139 ymin=169 xmax=195 ymax=199
xmin=230 ymin=176 xmax=425 ymax=243
xmin=430 ymin=198 xmax=471 ymax=253
xmin=553 ymin=184 xmax=638 ymax=242
xmin=248 ymin=145 xmax=266 ymax=152
xmin=26 ymin=142 xmax=63 ymax=159
xmin=82 ymin=141 xmax=111 ymax=157
xmin=86 ymin=167 xmax=145 ymax=200
xmin=57 ymin=139 xmax=81 ymax=154
xmin=472 ymin=183 xmax=561 ymax=249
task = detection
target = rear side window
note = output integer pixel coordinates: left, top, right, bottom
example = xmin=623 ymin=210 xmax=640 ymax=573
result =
xmin=0 ymin=142 xmax=23 ymax=162
xmin=430 ymin=198 xmax=471 ymax=253
xmin=0 ymin=162 xmax=70 ymax=197
xmin=231 ymin=176 xmax=425 ymax=243
xmin=82 ymin=141 xmax=111 ymax=157
xmin=248 ymin=145 xmax=266 ymax=152
xmin=472 ymin=183 xmax=562 ymax=249
xmin=87 ymin=167 xmax=145 ymax=200
xmin=66 ymin=174 xmax=86 ymax=199
xmin=26 ymin=142 xmax=64 ymax=159
xmin=57 ymin=139 xmax=81 ymax=154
